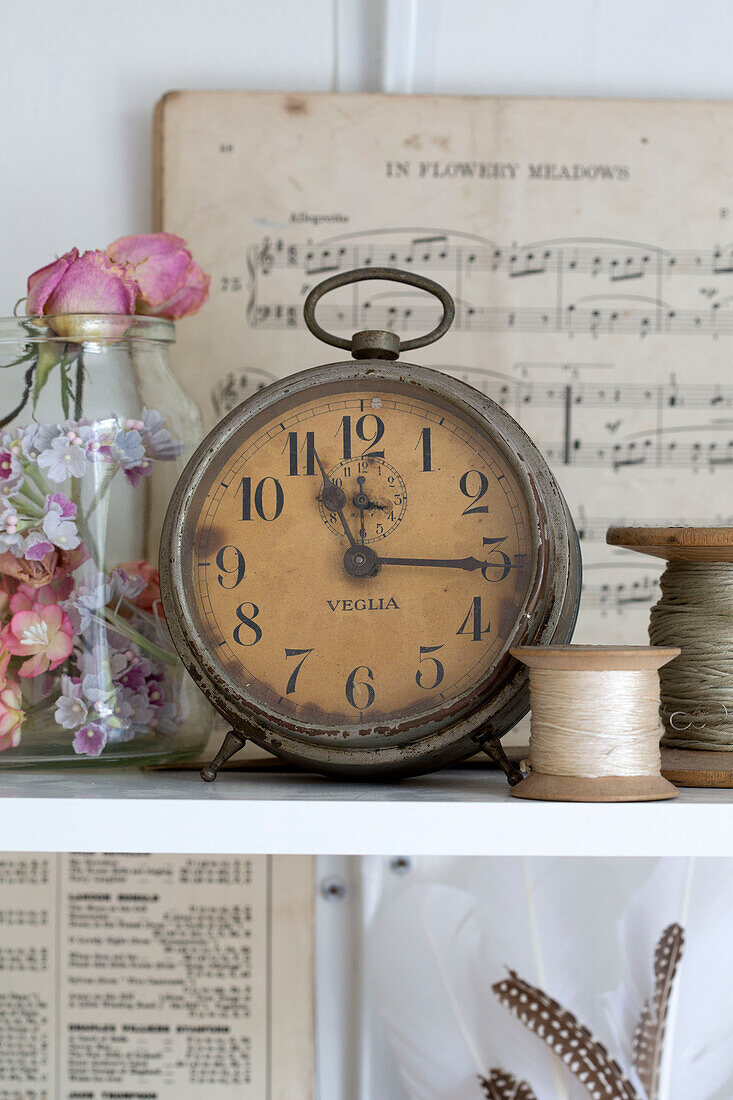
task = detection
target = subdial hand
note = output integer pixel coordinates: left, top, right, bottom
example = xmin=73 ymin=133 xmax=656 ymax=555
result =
xmin=314 ymin=447 xmax=357 ymax=547
xmin=356 ymin=476 xmax=367 ymax=544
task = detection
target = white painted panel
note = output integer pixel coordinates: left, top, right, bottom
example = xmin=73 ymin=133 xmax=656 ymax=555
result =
xmin=411 ymin=0 xmax=733 ymax=97
xmin=0 ymin=0 xmax=338 ymax=306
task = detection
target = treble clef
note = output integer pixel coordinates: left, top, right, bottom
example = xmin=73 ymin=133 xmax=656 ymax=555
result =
xmin=257 ymin=236 xmax=275 ymax=275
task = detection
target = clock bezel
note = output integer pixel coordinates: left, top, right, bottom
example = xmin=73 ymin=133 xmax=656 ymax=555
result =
xmin=160 ymin=359 xmax=581 ymax=777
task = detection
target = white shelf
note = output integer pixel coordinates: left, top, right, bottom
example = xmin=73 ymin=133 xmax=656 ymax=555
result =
xmin=1 ymin=765 xmax=733 ymax=856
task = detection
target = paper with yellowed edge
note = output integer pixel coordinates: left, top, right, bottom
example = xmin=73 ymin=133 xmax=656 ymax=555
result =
xmin=155 ymin=91 xmax=733 ymax=663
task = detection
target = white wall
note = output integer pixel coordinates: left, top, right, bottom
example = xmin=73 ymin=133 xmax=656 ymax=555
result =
xmin=4 ymin=0 xmax=733 ymax=309
xmin=4 ymin=6 xmax=733 ymax=1097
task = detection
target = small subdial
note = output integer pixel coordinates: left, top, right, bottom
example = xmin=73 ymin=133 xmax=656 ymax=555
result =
xmin=319 ymin=457 xmax=407 ymax=543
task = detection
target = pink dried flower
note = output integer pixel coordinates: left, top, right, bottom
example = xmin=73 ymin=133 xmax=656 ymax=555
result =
xmin=27 ymin=248 xmax=137 ymax=316
xmin=0 ymin=674 xmax=24 ymax=750
xmin=26 ymin=249 xmax=138 ymax=339
xmin=0 ymin=550 xmax=57 ymax=588
xmin=107 ymin=232 xmax=210 ymax=319
xmin=9 ymin=582 xmax=63 ymax=613
xmin=3 ymin=603 xmax=74 ymax=678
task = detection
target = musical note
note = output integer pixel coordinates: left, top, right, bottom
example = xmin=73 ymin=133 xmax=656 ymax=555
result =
xmin=242 ymin=226 xmax=733 ymax=624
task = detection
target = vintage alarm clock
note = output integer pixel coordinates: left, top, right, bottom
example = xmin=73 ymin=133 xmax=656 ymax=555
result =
xmin=159 ymin=269 xmax=581 ymax=781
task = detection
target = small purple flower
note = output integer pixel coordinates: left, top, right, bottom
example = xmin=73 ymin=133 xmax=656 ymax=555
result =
xmin=126 ymin=690 xmax=154 ymax=728
xmin=20 ymin=423 xmax=59 ymax=463
xmin=0 ymin=502 xmax=24 ymax=554
xmin=0 ymin=449 xmax=24 ymax=496
xmin=73 ymin=722 xmax=107 ymax=756
xmin=140 ymin=408 xmax=183 ymax=461
xmin=37 ymin=433 xmax=88 ymax=482
xmin=42 ymin=493 xmax=80 ymax=551
xmin=23 ymin=531 xmax=55 ymax=560
xmin=120 ymin=661 xmax=147 ymax=693
xmin=102 ymin=429 xmax=145 ymax=469
xmin=64 ymin=573 xmax=113 ymax=632
xmin=75 ymin=419 xmax=116 ymax=461
xmin=123 ymin=462 xmax=153 ymax=488
xmin=54 ymin=676 xmax=88 ymax=729
xmin=81 ymin=672 xmax=115 ymax=718
xmin=111 ymin=568 xmax=146 ymax=600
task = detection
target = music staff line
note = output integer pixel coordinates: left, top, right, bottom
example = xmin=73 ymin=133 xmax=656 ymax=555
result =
xmin=543 ymin=435 xmax=733 ymax=470
xmin=251 ymin=301 xmax=733 ymax=337
xmin=253 ymin=237 xmax=733 ymax=281
xmin=453 ymin=375 xmax=733 ymax=411
xmin=582 ymin=573 xmax=660 ymax=612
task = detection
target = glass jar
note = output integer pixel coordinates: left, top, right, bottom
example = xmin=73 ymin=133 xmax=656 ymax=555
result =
xmin=0 ymin=315 xmax=212 ymax=765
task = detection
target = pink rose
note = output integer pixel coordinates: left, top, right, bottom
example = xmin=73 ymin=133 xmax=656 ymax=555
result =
xmin=107 ymin=233 xmax=210 ymax=319
xmin=26 ymin=249 xmax=138 ymax=339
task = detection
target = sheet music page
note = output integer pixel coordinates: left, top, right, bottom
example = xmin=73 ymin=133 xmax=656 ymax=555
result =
xmin=156 ymin=90 xmax=733 ymax=645
xmin=0 ymin=853 xmax=314 ymax=1099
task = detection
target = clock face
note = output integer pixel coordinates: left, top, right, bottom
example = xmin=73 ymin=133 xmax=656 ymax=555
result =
xmin=171 ymin=371 xmax=540 ymax=746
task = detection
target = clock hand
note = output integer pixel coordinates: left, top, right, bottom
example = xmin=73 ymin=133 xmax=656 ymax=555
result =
xmin=313 ymin=447 xmax=357 ymax=547
xmin=356 ymin=476 xmax=367 ymax=544
xmin=377 ymin=554 xmax=488 ymax=571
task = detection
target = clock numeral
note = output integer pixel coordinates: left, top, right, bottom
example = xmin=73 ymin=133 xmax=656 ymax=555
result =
xmin=480 ymin=536 xmax=512 ymax=582
xmin=233 ymin=602 xmax=262 ymax=646
xmin=216 ymin=545 xmax=246 ymax=589
xmin=284 ymin=648 xmax=314 ymax=694
xmin=337 ymin=414 xmax=385 ymax=460
xmin=457 ymin=597 xmax=491 ymax=642
xmin=345 ymin=665 xmax=375 ymax=709
xmin=284 ymin=431 xmax=316 ymax=476
xmin=238 ymin=476 xmax=284 ymax=521
xmin=417 ymin=427 xmax=433 ymax=471
xmin=415 ymin=644 xmax=445 ymax=690
xmin=459 ymin=470 xmax=489 ymax=515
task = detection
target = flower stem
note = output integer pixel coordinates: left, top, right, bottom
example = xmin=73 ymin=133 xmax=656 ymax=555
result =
xmin=25 ymin=462 xmax=49 ymax=497
xmin=74 ymin=354 xmax=85 ymax=420
xmin=98 ymin=606 xmax=178 ymax=668
xmin=85 ymin=465 xmax=118 ymax=520
xmin=16 ymin=484 xmax=44 ymax=514
xmin=59 ymin=347 xmax=74 ymax=419
xmin=22 ymin=692 xmax=60 ymax=718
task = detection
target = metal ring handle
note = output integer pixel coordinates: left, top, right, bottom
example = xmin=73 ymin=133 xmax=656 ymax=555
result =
xmin=303 ymin=267 xmax=455 ymax=353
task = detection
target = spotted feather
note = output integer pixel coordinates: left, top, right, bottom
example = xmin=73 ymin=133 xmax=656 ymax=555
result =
xmin=479 ymin=1069 xmax=538 ymax=1099
xmin=632 ymin=923 xmax=685 ymax=1100
xmin=493 ymin=971 xmax=641 ymax=1100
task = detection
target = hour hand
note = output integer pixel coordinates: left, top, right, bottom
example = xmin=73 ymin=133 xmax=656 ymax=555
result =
xmin=313 ymin=447 xmax=357 ymax=546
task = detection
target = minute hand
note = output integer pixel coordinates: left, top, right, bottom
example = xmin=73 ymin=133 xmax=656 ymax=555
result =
xmin=377 ymin=554 xmax=487 ymax=571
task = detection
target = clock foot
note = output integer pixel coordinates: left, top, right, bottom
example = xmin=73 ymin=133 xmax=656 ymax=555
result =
xmin=200 ymin=729 xmax=248 ymax=782
xmin=477 ymin=734 xmax=526 ymax=787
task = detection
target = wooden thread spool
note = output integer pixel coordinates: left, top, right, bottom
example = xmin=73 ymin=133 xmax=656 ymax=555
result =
xmin=510 ymin=645 xmax=679 ymax=802
xmin=608 ymin=526 xmax=733 ymax=788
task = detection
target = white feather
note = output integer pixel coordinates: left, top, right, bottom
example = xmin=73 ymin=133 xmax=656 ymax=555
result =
xmin=371 ymin=859 xmax=628 ymax=1100
xmin=603 ymin=857 xmax=733 ymax=1100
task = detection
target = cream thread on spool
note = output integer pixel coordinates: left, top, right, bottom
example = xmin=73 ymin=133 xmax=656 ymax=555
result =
xmin=608 ymin=526 xmax=733 ymax=788
xmin=510 ymin=646 xmax=679 ymax=802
